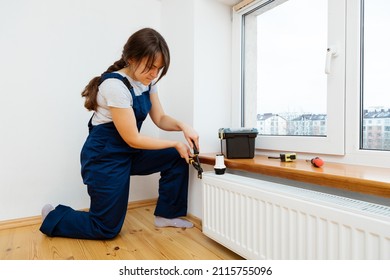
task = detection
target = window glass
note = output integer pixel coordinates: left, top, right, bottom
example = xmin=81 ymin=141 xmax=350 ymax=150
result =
xmin=256 ymin=0 xmax=327 ymax=136
xmin=240 ymin=0 xmax=346 ymax=155
xmin=361 ymin=0 xmax=390 ymax=151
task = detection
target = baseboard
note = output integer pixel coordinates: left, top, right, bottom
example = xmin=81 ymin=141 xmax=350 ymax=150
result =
xmin=127 ymin=198 xmax=157 ymax=210
xmin=0 ymin=198 xmax=158 ymax=231
xmin=0 ymin=198 xmax=203 ymax=231
xmin=0 ymin=215 xmax=43 ymax=231
xmin=186 ymin=213 xmax=202 ymax=230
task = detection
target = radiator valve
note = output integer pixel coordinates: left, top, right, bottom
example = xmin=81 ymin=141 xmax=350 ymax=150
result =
xmin=214 ymin=154 xmax=226 ymax=175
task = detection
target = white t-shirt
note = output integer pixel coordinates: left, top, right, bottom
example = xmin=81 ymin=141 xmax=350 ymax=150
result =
xmin=92 ymin=72 xmax=157 ymax=125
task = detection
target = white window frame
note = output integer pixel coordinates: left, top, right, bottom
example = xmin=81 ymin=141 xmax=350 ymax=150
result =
xmin=232 ymin=0 xmax=390 ymax=168
xmin=232 ymin=0 xmax=346 ymax=155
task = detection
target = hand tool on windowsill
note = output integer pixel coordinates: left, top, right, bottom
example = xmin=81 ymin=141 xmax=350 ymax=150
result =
xmin=268 ymin=153 xmax=297 ymax=162
xmin=189 ymin=140 xmax=203 ymax=179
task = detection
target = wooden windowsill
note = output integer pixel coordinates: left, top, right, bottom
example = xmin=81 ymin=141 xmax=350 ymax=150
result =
xmin=199 ymin=153 xmax=390 ymax=198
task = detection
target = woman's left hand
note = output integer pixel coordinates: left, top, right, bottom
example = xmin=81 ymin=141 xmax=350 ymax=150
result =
xmin=182 ymin=125 xmax=199 ymax=153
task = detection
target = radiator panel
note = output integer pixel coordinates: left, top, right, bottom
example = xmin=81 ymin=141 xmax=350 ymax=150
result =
xmin=202 ymin=172 xmax=390 ymax=260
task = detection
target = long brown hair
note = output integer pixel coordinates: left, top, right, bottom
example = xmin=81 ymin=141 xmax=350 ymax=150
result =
xmin=81 ymin=28 xmax=170 ymax=111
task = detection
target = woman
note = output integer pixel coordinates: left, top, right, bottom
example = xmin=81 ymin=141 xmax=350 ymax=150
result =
xmin=40 ymin=27 xmax=198 ymax=239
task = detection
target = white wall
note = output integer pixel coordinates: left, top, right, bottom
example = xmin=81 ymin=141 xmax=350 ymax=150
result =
xmin=191 ymin=0 xmax=233 ymax=218
xmin=160 ymin=0 xmax=233 ymax=218
xmin=0 ymin=0 xmax=163 ymax=221
xmin=0 ymin=0 xmax=235 ymax=222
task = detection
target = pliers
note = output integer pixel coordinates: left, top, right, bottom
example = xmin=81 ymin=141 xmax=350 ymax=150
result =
xmin=189 ymin=141 xmax=203 ymax=179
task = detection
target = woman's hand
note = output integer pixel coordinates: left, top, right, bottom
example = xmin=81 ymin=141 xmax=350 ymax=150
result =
xmin=174 ymin=142 xmax=191 ymax=163
xmin=181 ymin=124 xmax=199 ymax=152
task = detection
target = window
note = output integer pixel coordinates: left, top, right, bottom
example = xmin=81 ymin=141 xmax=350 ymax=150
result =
xmin=361 ymin=0 xmax=390 ymax=151
xmin=234 ymin=0 xmax=346 ymax=155
xmin=232 ymin=0 xmax=390 ymax=165
xmin=255 ymin=0 xmax=327 ymax=137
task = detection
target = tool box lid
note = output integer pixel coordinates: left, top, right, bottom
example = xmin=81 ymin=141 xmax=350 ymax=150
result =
xmin=218 ymin=128 xmax=258 ymax=139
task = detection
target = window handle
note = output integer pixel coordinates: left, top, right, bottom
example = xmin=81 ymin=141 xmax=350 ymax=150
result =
xmin=325 ymin=46 xmax=338 ymax=74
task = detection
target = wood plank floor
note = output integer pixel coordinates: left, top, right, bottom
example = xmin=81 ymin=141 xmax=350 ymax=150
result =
xmin=0 ymin=204 xmax=243 ymax=260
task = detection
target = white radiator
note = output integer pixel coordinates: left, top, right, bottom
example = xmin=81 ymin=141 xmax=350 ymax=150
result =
xmin=202 ymin=172 xmax=390 ymax=260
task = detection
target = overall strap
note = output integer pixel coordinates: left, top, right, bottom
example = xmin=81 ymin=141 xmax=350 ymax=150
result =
xmin=87 ymin=73 xmax=134 ymax=132
xmin=99 ymin=72 xmax=133 ymax=90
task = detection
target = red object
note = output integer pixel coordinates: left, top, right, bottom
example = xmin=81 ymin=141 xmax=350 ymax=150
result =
xmin=311 ymin=157 xmax=324 ymax=168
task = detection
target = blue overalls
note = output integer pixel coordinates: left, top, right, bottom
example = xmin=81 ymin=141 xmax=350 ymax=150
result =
xmin=40 ymin=73 xmax=189 ymax=239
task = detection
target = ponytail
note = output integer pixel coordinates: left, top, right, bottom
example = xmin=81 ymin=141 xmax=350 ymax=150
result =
xmin=81 ymin=58 xmax=126 ymax=111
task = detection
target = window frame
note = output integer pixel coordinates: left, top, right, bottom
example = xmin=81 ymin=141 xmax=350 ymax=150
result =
xmin=231 ymin=0 xmax=390 ymax=168
xmin=233 ymin=0 xmax=346 ymax=155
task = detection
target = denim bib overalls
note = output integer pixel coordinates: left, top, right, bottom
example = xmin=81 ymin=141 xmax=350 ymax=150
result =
xmin=40 ymin=73 xmax=189 ymax=239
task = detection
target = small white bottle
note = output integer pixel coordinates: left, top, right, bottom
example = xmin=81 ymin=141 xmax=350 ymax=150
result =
xmin=214 ymin=154 xmax=226 ymax=175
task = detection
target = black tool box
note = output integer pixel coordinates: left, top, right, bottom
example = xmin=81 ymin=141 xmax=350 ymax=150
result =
xmin=218 ymin=128 xmax=258 ymax=159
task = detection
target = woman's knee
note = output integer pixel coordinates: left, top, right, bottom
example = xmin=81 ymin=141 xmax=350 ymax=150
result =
xmin=91 ymin=220 xmax=123 ymax=240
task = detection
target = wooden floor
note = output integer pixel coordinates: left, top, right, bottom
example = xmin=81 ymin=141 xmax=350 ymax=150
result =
xmin=0 ymin=204 xmax=243 ymax=260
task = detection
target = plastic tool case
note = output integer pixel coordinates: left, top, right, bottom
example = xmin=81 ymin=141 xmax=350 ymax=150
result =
xmin=218 ymin=128 xmax=258 ymax=159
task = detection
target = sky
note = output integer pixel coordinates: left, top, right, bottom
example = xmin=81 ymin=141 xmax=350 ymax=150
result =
xmin=364 ymin=0 xmax=390 ymax=110
xmin=253 ymin=0 xmax=390 ymax=115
